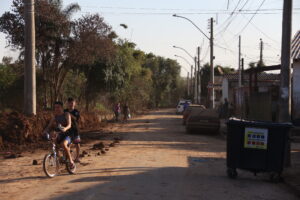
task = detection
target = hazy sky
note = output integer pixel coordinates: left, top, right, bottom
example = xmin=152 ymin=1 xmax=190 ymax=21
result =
xmin=0 ymin=0 xmax=300 ymax=76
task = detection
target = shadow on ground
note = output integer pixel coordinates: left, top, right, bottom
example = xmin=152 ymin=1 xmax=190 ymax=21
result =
xmin=50 ymin=156 xmax=298 ymax=200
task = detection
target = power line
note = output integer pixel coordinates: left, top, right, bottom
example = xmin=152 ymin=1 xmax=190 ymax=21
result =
xmin=216 ymin=0 xmax=247 ymax=33
xmin=80 ymin=5 xmax=299 ymax=12
xmin=78 ymin=11 xmax=300 ymax=16
xmin=234 ymin=0 xmax=267 ymax=36
xmin=241 ymin=14 xmax=280 ymax=45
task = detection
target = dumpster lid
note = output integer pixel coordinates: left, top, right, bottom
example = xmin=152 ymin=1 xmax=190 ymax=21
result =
xmin=227 ymin=118 xmax=293 ymax=128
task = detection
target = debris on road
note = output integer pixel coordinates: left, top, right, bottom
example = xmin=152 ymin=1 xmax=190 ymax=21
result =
xmin=109 ymin=143 xmax=115 ymax=147
xmin=32 ymin=160 xmax=38 ymax=165
xmin=93 ymin=142 xmax=105 ymax=150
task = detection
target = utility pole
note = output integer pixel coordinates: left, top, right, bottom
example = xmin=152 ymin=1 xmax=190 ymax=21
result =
xmin=187 ymin=72 xmax=190 ymax=97
xmin=241 ymin=58 xmax=244 ymax=85
xmin=194 ymin=55 xmax=197 ymax=104
xmin=191 ymin=65 xmax=194 ymax=98
xmin=24 ymin=0 xmax=36 ymax=115
xmin=259 ymin=38 xmax=264 ymax=67
xmin=279 ymin=0 xmax=293 ymax=122
xmin=197 ymin=46 xmax=201 ymax=104
xmin=210 ymin=17 xmax=215 ymax=109
xmin=238 ymin=35 xmax=242 ymax=87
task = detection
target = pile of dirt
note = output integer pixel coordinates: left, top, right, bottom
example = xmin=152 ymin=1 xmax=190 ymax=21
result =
xmin=0 ymin=111 xmax=52 ymax=150
xmin=79 ymin=112 xmax=103 ymax=130
xmin=0 ymin=111 xmax=113 ymax=151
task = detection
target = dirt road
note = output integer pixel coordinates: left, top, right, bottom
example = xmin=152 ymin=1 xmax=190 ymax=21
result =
xmin=0 ymin=109 xmax=298 ymax=200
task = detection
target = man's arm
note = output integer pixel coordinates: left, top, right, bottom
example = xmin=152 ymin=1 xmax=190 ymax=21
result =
xmin=62 ymin=113 xmax=72 ymax=132
xmin=44 ymin=117 xmax=55 ymax=133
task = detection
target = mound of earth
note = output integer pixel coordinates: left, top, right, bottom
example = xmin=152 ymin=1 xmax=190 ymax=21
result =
xmin=0 ymin=111 xmax=113 ymax=151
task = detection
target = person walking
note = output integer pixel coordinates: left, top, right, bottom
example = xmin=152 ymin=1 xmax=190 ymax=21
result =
xmin=123 ymin=103 xmax=130 ymax=122
xmin=114 ymin=103 xmax=121 ymax=122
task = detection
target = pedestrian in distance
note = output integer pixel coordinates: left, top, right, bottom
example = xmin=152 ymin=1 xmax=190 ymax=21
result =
xmin=123 ymin=103 xmax=130 ymax=123
xmin=114 ymin=102 xmax=121 ymax=122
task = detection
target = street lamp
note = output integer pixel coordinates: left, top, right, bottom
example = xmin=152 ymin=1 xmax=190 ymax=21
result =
xmin=175 ymin=54 xmax=195 ymax=101
xmin=173 ymin=14 xmax=215 ymax=108
xmin=173 ymin=14 xmax=210 ymax=40
xmin=174 ymin=54 xmax=192 ymax=66
xmin=173 ymin=45 xmax=194 ymax=60
xmin=174 ymin=45 xmax=199 ymax=103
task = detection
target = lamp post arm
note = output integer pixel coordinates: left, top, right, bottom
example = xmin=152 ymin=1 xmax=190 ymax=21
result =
xmin=173 ymin=14 xmax=210 ymax=40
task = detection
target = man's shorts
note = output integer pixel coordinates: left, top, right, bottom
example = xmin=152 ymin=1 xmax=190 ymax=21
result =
xmin=73 ymin=135 xmax=81 ymax=144
xmin=57 ymin=133 xmax=72 ymax=145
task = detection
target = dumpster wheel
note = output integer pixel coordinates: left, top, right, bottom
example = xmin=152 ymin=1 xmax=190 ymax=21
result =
xmin=227 ymin=168 xmax=238 ymax=179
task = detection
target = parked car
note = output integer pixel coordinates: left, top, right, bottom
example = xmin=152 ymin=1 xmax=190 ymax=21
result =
xmin=186 ymin=108 xmax=220 ymax=133
xmin=176 ymin=100 xmax=191 ymax=114
xmin=182 ymin=104 xmax=206 ymax=125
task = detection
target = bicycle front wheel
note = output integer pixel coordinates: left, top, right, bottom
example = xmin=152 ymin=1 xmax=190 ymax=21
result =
xmin=43 ymin=154 xmax=59 ymax=178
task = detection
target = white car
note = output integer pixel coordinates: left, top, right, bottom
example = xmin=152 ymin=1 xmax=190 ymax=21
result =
xmin=176 ymin=100 xmax=191 ymax=114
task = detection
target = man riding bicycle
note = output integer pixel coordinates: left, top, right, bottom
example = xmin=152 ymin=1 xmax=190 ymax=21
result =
xmin=43 ymin=101 xmax=75 ymax=168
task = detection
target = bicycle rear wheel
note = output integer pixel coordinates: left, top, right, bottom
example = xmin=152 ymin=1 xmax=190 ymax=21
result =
xmin=43 ymin=154 xmax=59 ymax=178
xmin=66 ymin=161 xmax=76 ymax=174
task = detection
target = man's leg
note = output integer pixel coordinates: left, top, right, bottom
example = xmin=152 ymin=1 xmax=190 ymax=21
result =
xmin=75 ymin=143 xmax=80 ymax=161
xmin=62 ymin=139 xmax=74 ymax=165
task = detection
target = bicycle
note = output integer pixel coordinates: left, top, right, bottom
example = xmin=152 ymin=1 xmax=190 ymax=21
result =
xmin=43 ymin=131 xmax=77 ymax=178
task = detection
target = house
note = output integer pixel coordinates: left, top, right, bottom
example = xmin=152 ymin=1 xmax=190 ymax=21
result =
xmin=292 ymin=30 xmax=300 ymax=119
xmin=221 ymin=72 xmax=280 ymax=120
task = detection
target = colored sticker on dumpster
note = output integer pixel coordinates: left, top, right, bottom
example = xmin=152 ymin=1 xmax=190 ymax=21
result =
xmin=244 ymin=127 xmax=268 ymax=150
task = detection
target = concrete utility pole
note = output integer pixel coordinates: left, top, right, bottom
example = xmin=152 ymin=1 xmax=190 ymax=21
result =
xmin=24 ymin=0 xmax=36 ymax=115
xmin=187 ymin=72 xmax=190 ymax=96
xmin=238 ymin=35 xmax=242 ymax=87
xmin=191 ymin=65 xmax=194 ymax=98
xmin=241 ymin=58 xmax=244 ymax=85
xmin=194 ymin=57 xmax=198 ymax=104
xmin=197 ymin=47 xmax=201 ymax=104
xmin=210 ymin=18 xmax=215 ymax=109
xmin=279 ymin=0 xmax=293 ymax=122
xmin=259 ymin=38 xmax=264 ymax=67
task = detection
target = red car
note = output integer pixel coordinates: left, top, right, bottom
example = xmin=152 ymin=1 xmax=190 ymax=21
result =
xmin=186 ymin=108 xmax=220 ymax=134
xmin=182 ymin=105 xmax=206 ymax=125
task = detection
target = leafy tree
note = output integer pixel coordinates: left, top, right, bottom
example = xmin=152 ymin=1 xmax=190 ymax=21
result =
xmin=0 ymin=0 xmax=80 ymax=107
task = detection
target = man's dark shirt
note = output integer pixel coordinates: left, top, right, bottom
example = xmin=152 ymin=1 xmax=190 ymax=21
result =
xmin=64 ymin=109 xmax=80 ymax=136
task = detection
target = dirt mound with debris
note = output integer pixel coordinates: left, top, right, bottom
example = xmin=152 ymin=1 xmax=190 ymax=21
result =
xmin=0 ymin=111 xmax=113 ymax=151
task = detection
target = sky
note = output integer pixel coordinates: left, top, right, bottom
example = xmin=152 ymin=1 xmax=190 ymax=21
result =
xmin=0 ymin=0 xmax=300 ymax=77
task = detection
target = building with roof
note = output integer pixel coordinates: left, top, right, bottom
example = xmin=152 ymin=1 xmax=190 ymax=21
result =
xmin=292 ymin=30 xmax=300 ymax=119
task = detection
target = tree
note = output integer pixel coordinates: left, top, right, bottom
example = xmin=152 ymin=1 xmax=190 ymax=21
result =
xmin=0 ymin=0 xmax=81 ymax=107
xmin=69 ymin=14 xmax=116 ymax=110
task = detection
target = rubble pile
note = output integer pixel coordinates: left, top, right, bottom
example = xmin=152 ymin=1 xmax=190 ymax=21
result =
xmin=0 ymin=111 xmax=112 ymax=150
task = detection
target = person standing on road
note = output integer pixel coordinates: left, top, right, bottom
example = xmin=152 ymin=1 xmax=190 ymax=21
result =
xmin=223 ymin=98 xmax=229 ymax=119
xmin=183 ymin=101 xmax=189 ymax=112
xmin=123 ymin=103 xmax=130 ymax=122
xmin=64 ymin=98 xmax=81 ymax=163
xmin=114 ymin=103 xmax=121 ymax=122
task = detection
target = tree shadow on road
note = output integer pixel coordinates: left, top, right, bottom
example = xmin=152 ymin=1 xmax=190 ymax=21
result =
xmin=49 ymin=157 xmax=298 ymax=200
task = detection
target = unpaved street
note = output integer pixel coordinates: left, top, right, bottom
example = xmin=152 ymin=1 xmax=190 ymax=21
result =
xmin=0 ymin=109 xmax=298 ymax=200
